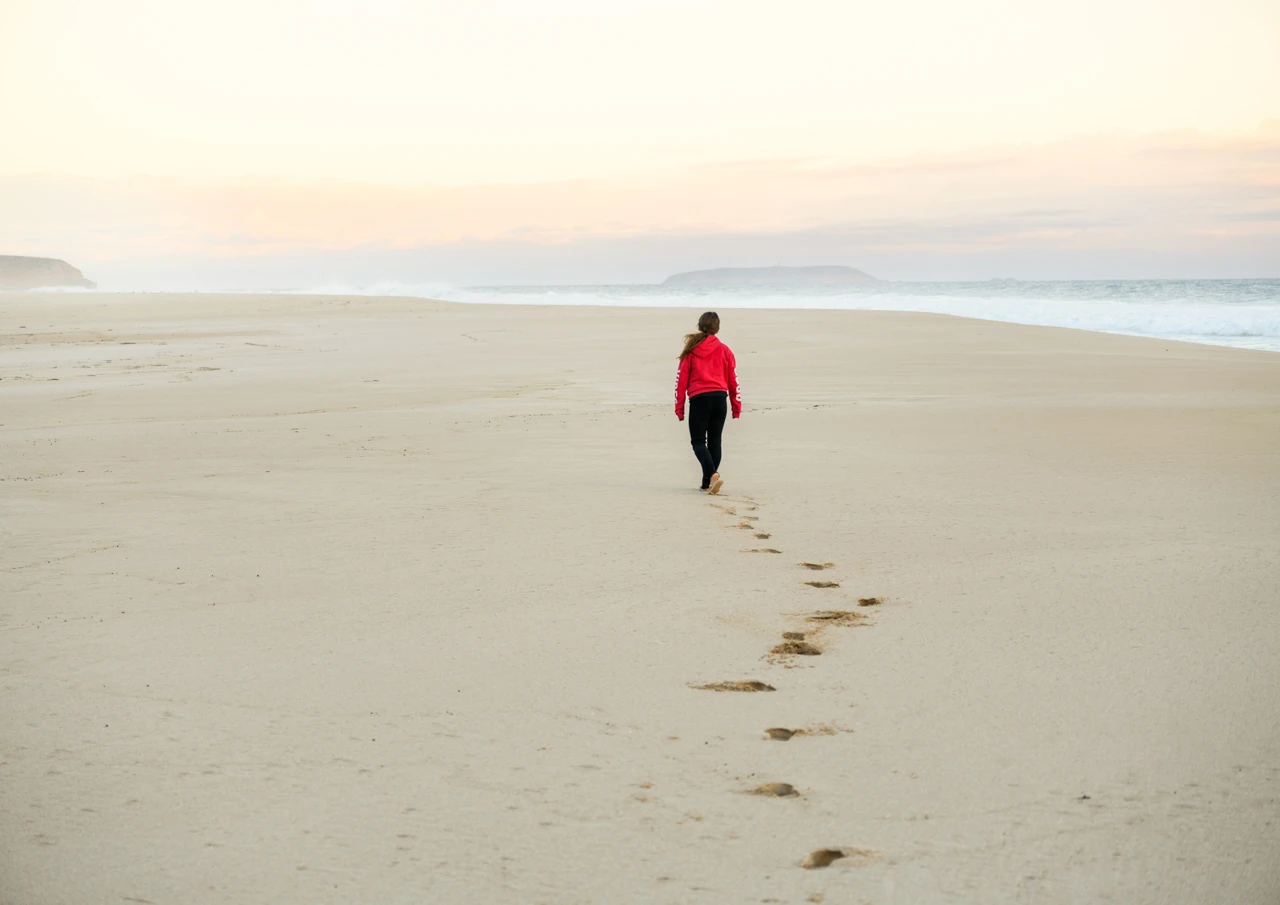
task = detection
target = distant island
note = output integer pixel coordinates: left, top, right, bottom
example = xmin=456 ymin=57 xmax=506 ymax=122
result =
xmin=662 ymin=265 xmax=878 ymax=287
xmin=0 ymin=255 xmax=97 ymax=290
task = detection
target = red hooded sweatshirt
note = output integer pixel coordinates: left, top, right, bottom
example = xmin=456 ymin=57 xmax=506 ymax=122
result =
xmin=674 ymin=334 xmax=742 ymax=421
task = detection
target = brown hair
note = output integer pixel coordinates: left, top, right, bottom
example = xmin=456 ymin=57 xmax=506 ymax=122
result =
xmin=679 ymin=311 xmax=720 ymax=360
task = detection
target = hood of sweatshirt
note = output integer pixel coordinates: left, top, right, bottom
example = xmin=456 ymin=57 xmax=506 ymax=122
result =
xmin=691 ymin=334 xmax=722 ymax=358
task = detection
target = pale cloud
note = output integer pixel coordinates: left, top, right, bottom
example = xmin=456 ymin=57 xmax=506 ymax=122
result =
xmin=6 ymin=130 xmax=1276 ymax=242
xmin=1222 ymin=210 xmax=1280 ymax=222
xmin=3 ymin=130 xmax=1275 ymax=285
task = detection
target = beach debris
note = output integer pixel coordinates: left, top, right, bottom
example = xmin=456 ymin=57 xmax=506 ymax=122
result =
xmin=801 ymin=724 xmax=839 ymax=737
xmin=805 ymin=581 xmax=840 ymax=588
xmin=692 ymin=680 xmax=775 ymax=692
xmin=799 ymin=562 xmax=836 ymax=570
xmin=857 ymin=597 xmax=883 ymax=607
xmin=805 ymin=610 xmax=867 ymax=626
xmin=771 ymin=640 xmax=822 ymax=656
xmin=750 ymin=782 xmax=798 ymax=797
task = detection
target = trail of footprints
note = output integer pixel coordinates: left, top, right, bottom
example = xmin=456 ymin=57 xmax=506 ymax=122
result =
xmin=697 ymin=497 xmax=887 ymax=872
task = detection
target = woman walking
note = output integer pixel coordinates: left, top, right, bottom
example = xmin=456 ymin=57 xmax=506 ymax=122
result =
xmin=674 ymin=312 xmax=741 ymax=494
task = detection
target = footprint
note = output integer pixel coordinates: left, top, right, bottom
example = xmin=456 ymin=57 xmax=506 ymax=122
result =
xmin=782 ymin=631 xmax=805 ymax=640
xmin=799 ymin=562 xmax=835 ymax=570
xmin=710 ymin=504 xmax=736 ymax=515
xmin=754 ymin=532 xmax=772 ymax=539
xmin=734 ymin=521 xmax=755 ymax=530
xmin=692 ymin=680 xmax=776 ymax=692
xmin=805 ymin=610 xmax=868 ymax=626
xmin=744 ymin=548 xmax=783 ymax=554
xmin=805 ymin=581 xmax=840 ymax=589
xmin=764 ymin=726 xmax=839 ymax=742
xmin=801 ymin=848 xmax=878 ymax=869
xmin=802 ymin=850 xmax=846 ymax=869
xmin=857 ymin=597 xmax=883 ymax=607
xmin=771 ymin=640 xmax=821 ymax=656
xmin=750 ymin=782 xmax=799 ymax=797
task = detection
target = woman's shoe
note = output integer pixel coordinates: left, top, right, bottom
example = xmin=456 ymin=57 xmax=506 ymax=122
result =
xmin=708 ymin=474 xmax=724 ymax=495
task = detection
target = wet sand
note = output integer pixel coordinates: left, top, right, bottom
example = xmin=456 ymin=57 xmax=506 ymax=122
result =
xmin=3 ymin=292 xmax=1279 ymax=904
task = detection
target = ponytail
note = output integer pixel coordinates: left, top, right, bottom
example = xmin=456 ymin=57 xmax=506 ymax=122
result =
xmin=678 ymin=311 xmax=720 ymax=360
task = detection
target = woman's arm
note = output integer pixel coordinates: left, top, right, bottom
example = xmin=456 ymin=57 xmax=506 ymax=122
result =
xmin=674 ymin=355 xmax=690 ymax=420
xmin=726 ymin=348 xmax=741 ymax=419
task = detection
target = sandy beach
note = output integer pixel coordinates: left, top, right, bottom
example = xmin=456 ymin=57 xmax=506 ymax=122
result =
xmin=2 ymin=292 xmax=1278 ymax=904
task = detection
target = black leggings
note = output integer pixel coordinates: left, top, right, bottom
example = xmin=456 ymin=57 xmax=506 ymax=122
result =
xmin=688 ymin=391 xmax=728 ymax=488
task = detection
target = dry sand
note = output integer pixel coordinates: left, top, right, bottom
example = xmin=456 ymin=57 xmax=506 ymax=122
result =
xmin=2 ymin=292 xmax=1279 ymax=904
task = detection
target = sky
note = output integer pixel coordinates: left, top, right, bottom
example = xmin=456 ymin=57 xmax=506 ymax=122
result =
xmin=1 ymin=0 xmax=1278 ymax=286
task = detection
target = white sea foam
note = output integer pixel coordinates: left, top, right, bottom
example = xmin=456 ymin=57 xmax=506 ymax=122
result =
xmin=431 ymin=281 xmax=1280 ymax=353
xmin=19 ymin=285 xmax=100 ymax=293
xmin=269 ymin=280 xmax=463 ymax=299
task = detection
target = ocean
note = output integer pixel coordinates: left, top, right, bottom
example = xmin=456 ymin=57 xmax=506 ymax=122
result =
xmin=21 ymin=278 xmax=1280 ymax=352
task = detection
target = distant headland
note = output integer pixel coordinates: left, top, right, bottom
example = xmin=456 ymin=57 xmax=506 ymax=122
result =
xmin=0 ymin=256 xmax=97 ymax=290
xmin=662 ymin=265 xmax=878 ymax=287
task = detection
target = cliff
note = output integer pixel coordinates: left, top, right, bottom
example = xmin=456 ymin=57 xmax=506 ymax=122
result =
xmin=0 ymin=256 xmax=97 ymax=290
xmin=662 ymin=265 xmax=878 ymax=287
